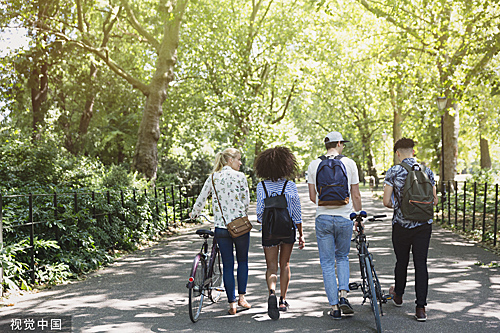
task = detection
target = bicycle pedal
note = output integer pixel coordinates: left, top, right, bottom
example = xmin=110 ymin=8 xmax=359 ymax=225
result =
xmin=349 ymin=282 xmax=360 ymax=291
xmin=214 ymin=287 xmax=225 ymax=292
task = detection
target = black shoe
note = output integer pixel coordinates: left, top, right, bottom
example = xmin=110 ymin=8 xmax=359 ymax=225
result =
xmin=339 ymin=297 xmax=354 ymax=314
xmin=267 ymin=293 xmax=279 ymax=320
xmin=329 ymin=309 xmax=342 ymax=320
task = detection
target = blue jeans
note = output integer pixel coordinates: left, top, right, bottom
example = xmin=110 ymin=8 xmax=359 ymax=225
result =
xmin=315 ymin=214 xmax=353 ymax=306
xmin=214 ymin=227 xmax=250 ymax=303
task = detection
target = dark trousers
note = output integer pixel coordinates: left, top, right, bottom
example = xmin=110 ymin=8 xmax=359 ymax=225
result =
xmin=392 ymin=223 xmax=432 ymax=308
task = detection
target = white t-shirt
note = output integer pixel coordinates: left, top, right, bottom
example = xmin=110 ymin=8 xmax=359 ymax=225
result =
xmin=307 ymin=154 xmax=360 ymax=219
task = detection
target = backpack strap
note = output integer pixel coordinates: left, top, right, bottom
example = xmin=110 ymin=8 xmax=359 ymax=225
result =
xmin=281 ymin=180 xmax=289 ymax=195
xmin=261 ymin=181 xmax=269 ymax=198
xmin=319 ymin=154 xmax=345 ymax=161
xmin=262 ymin=180 xmax=288 ymax=198
xmin=399 ymin=162 xmax=412 ymax=172
xmin=399 ymin=162 xmax=425 ymax=172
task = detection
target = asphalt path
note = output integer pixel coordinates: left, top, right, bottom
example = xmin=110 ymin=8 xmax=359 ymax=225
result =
xmin=1 ymin=183 xmax=500 ymax=332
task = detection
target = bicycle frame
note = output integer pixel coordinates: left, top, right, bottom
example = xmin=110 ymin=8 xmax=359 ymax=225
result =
xmin=187 ymin=231 xmax=215 ymax=290
xmin=187 ymin=215 xmax=224 ymax=323
xmin=349 ymin=212 xmax=389 ymax=333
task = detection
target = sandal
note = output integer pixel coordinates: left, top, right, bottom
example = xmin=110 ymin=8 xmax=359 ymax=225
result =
xmin=279 ymin=296 xmax=289 ymax=312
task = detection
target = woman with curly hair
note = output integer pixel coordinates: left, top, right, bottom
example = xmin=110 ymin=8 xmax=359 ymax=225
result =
xmin=254 ymin=146 xmax=304 ymax=320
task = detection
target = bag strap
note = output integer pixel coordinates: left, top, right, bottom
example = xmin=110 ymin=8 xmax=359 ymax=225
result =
xmin=261 ymin=180 xmax=289 ymax=198
xmin=211 ymin=174 xmax=228 ymax=226
xmin=261 ymin=181 xmax=269 ymax=198
xmin=318 ymin=154 xmax=345 ymax=161
xmin=281 ymin=180 xmax=288 ymax=195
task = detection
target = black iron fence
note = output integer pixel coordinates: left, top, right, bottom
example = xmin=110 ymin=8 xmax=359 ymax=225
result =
xmin=437 ymin=181 xmax=499 ymax=247
xmin=0 ymin=183 xmax=218 ymax=291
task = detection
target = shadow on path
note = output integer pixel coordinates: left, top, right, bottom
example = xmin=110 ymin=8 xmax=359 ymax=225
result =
xmin=1 ymin=184 xmax=499 ymax=332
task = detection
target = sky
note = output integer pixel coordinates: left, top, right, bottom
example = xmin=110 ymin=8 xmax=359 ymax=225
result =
xmin=0 ymin=27 xmax=30 ymax=57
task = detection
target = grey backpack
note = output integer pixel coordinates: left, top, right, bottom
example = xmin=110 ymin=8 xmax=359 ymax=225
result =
xmin=399 ymin=163 xmax=434 ymax=222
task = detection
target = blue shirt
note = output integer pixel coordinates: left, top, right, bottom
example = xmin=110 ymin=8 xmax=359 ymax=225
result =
xmin=384 ymin=158 xmax=435 ymax=229
xmin=256 ymin=179 xmax=302 ymax=224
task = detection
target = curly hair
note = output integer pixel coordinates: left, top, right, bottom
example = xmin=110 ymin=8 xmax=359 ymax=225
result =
xmin=254 ymin=146 xmax=298 ymax=181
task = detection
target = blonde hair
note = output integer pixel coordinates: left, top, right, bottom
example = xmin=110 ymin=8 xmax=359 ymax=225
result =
xmin=212 ymin=148 xmax=241 ymax=173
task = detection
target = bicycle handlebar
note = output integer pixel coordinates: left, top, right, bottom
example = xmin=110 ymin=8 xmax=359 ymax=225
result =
xmin=193 ymin=214 xmax=213 ymax=223
xmin=350 ymin=211 xmax=387 ymax=233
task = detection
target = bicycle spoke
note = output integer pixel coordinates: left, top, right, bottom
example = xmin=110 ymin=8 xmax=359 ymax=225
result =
xmin=365 ymin=256 xmax=382 ymax=333
xmin=189 ymin=257 xmax=206 ymax=323
xmin=209 ymin=248 xmax=224 ymax=303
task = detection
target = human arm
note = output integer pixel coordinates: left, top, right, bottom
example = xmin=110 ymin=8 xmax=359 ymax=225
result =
xmin=350 ymin=183 xmax=362 ymax=212
xmin=288 ymin=182 xmax=304 ymax=248
xmin=308 ymin=183 xmax=317 ymax=204
xmin=296 ymin=223 xmax=305 ymax=249
xmin=256 ymin=182 xmax=264 ymax=223
xmin=240 ymin=175 xmax=250 ymax=214
xmin=433 ymin=186 xmax=438 ymax=205
xmin=190 ymin=176 xmax=212 ymax=218
xmin=383 ymin=184 xmax=394 ymax=208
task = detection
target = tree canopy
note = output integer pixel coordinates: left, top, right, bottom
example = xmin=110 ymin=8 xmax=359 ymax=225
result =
xmin=1 ymin=0 xmax=499 ymax=187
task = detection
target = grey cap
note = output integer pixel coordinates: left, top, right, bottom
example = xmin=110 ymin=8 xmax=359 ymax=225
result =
xmin=324 ymin=131 xmax=350 ymax=143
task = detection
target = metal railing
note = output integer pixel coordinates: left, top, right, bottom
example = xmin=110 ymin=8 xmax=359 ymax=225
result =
xmin=0 ymin=183 xmax=215 ymax=294
xmin=437 ymin=181 xmax=499 ymax=247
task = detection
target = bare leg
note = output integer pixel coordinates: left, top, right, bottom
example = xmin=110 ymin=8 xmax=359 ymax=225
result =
xmin=278 ymin=243 xmax=294 ymax=299
xmin=264 ymin=246 xmax=279 ymax=293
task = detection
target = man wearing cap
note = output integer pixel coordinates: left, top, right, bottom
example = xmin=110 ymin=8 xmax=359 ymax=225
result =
xmin=307 ymin=131 xmax=362 ymax=320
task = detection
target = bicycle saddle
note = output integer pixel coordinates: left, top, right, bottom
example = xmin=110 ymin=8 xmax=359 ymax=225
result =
xmin=196 ymin=229 xmax=214 ymax=237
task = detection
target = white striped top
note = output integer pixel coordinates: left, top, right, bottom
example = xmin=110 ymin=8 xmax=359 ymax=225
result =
xmin=256 ymin=179 xmax=302 ymax=224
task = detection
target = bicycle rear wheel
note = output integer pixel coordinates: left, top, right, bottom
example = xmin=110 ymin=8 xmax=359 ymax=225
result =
xmin=209 ymin=248 xmax=224 ymax=303
xmin=365 ymin=256 xmax=382 ymax=333
xmin=188 ymin=255 xmax=206 ymax=323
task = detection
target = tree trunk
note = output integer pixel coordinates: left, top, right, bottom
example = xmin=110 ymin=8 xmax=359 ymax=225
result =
xmin=79 ymin=63 xmax=98 ymax=136
xmin=30 ymin=62 xmax=48 ymax=141
xmin=366 ymin=147 xmax=380 ymax=189
xmin=442 ymin=103 xmax=459 ymax=183
xmin=392 ymin=105 xmax=403 ymax=166
xmin=480 ymin=136 xmax=492 ymax=169
xmin=132 ymin=0 xmax=189 ymax=182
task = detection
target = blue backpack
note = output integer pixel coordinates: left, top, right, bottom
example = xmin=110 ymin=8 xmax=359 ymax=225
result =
xmin=316 ymin=155 xmax=350 ymax=206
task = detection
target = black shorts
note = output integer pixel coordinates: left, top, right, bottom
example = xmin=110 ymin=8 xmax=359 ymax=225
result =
xmin=262 ymin=225 xmax=296 ymax=247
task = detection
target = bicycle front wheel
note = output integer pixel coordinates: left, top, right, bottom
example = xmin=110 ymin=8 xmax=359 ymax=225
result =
xmin=188 ymin=255 xmax=206 ymax=323
xmin=209 ymin=248 xmax=224 ymax=303
xmin=365 ymin=256 xmax=382 ymax=333
xmin=369 ymin=254 xmax=384 ymax=315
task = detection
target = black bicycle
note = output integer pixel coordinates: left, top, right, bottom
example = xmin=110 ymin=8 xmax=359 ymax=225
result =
xmin=349 ymin=211 xmax=391 ymax=333
xmin=186 ymin=215 xmax=224 ymax=323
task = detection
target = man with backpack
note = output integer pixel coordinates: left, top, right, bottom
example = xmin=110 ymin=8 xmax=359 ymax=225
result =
xmin=383 ymin=138 xmax=438 ymax=322
xmin=307 ymin=131 xmax=362 ymax=320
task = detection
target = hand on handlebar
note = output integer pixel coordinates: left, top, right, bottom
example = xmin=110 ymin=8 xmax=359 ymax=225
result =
xmin=350 ymin=211 xmax=367 ymax=234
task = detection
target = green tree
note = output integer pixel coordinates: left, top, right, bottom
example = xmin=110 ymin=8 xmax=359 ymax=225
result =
xmin=356 ymin=0 xmax=500 ymax=184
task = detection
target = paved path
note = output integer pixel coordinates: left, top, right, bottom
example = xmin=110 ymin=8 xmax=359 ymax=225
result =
xmin=1 ymin=184 xmax=500 ymax=332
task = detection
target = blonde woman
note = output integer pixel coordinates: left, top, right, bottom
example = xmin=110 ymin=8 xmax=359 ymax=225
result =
xmin=190 ymin=148 xmax=251 ymax=315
